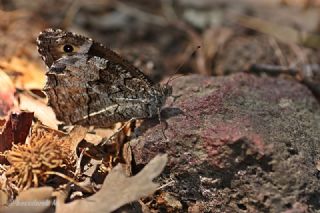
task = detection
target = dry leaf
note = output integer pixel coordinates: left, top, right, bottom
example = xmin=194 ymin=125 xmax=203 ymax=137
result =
xmin=0 ymin=117 xmax=14 ymax=161
xmin=19 ymin=93 xmax=60 ymax=129
xmin=0 ymin=70 xmax=15 ymax=117
xmin=0 ymin=190 xmax=8 ymax=206
xmin=55 ymin=154 xmax=168 ymax=213
xmin=1 ymin=187 xmax=54 ymax=213
xmin=0 ymin=57 xmax=45 ymax=90
xmin=121 ymin=143 xmax=133 ymax=176
xmin=64 ymin=126 xmax=88 ymax=157
xmin=9 ymin=111 xmax=34 ymax=144
xmin=0 ymin=112 xmax=34 ymax=163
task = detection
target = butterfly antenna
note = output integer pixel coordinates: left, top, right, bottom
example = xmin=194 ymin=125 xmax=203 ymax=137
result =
xmin=164 ymin=45 xmax=201 ymax=88
xmin=159 ymin=46 xmax=200 ymax=142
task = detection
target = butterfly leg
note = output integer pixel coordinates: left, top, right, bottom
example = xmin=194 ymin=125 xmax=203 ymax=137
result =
xmin=99 ymin=117 xmax=137 ymax=146
xmin=158 ymin=108 xmax=169 ymax=142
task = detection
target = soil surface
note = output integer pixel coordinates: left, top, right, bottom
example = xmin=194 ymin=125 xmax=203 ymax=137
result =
xmin=131 ymin=73 xmax=320 ymax=212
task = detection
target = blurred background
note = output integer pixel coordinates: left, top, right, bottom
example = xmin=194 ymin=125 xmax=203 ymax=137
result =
xmin=0 ymin=0 xmax=319 ymax=100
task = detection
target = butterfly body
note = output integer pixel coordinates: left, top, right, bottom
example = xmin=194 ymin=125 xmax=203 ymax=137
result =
xmin=37 ymin=29 xmax=171 ymax=127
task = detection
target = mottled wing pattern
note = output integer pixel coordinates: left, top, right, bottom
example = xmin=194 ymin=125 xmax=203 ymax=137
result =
xmin=37 ymin=29 xmax=171 ymax=127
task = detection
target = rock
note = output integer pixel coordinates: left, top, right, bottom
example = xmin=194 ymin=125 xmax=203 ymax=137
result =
xmin=130 ymin=73 xmax=320 ymax=212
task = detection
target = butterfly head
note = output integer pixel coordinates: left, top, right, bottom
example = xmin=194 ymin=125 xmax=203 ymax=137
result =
xmin=37 ymin=28 xmax=93 ymax=68
xmin=162 ymin=84 xmax=172 ymax=98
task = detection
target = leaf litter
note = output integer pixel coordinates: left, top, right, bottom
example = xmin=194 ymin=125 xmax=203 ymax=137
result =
xmin=1 ymin=117 xmax=168 ymax=212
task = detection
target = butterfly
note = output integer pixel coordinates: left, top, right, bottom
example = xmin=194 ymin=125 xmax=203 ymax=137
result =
xmin=37 ymin=28 xmax=172 ymax=128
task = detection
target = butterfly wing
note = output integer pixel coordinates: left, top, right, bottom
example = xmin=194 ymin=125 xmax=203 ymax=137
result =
xmin=38 ymin=28 xmax=168 ymax=127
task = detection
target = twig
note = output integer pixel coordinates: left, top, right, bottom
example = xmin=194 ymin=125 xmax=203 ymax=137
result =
xmin=248 ymin=64 xmax=298 ymax=76
xmin=74 ymin=147 xmax=88 ymax=177
xmin=157 ymin=180 xmax=175 ymax=190
xmin=99 ymin=118 xmax=135 ymax=146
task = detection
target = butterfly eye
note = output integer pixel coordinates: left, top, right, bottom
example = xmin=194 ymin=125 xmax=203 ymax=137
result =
xmin=63 ymin=44 xmax=74 ymax=53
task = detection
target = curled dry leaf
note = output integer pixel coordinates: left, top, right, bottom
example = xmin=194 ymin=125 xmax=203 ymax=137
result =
xmin=0 ymin=70 xmax=15 ymax=117
xmin=19 ymin=93 xmax=60 ymax=129
xmin=8 ymin=111 xmax=34 ymax=145
xmin=0 ymin=111 xmax=34 ymax=164
xmin=0 ymin=118 xmax=14 ymax=162
xmin=55 ymin=154 xmax=168 ymax=213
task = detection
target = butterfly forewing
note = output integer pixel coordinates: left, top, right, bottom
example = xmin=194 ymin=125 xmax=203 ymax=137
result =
xmin=37 ymin=28 xmax=171 ymax=127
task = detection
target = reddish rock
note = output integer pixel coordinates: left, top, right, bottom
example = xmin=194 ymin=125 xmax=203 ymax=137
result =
xmin=130 ymin=73 xmax=320 ymax=212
